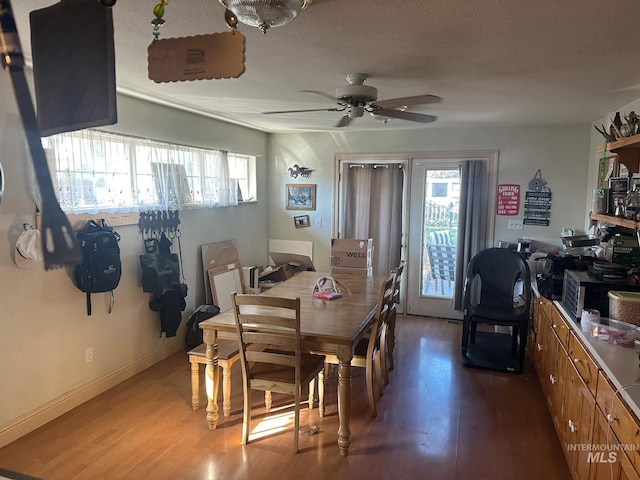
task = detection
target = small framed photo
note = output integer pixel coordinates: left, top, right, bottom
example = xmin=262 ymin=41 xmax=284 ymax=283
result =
xmin=631 ymin=174 xmax=640 ymax=190
xmin=603 ymin=156 xmax=619 ymax=183
xmin=293 ymin=215 xmax=310 ymax=228
xmin=285 ymin=184 xmax=316 ymax=210
xmin=619 ymin=162 xmax=630 ymax=178
xmin=609 ymin=176 xmax=629 ymax=194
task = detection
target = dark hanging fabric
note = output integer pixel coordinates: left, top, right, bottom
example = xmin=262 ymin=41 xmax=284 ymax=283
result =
xmin=139 ymin=231 xmax=187 ymax=337
xmin=149 ymin=282 xmax=188 ymax=337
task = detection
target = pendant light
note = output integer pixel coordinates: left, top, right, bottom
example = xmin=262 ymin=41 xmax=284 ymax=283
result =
xmin=219 ymin=0 xmax=312 ymax=34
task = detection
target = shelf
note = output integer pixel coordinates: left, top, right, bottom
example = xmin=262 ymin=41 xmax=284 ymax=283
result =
xmin=590 ymin=212 xmax=640 ymax=230
xmin=597 ymin=135 xmax=640 ymax=173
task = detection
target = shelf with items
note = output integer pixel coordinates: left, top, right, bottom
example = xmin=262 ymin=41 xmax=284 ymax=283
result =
xmin=589 ymin=212 xmax=640 ymax=231
xmin=597 ymin=135 xmax=640 ymax=173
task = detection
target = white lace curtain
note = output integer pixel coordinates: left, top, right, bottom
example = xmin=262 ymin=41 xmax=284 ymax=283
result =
xmin=44 ymin=130 xmax=238 ymax=214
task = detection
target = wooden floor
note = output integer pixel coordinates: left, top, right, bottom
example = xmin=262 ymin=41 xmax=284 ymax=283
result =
xmin=0 ymin=315 xmax=571 ymax=480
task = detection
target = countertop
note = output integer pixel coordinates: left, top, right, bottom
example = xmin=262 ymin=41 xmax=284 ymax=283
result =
xmin=554 ymin=301 xmax=640 ymax=420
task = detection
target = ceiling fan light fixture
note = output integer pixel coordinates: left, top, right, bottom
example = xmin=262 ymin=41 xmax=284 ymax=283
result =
xmin=219 ymin=0 xmax=312 ymax=33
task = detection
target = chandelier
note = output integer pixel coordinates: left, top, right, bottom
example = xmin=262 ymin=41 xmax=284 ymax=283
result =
xmin=219 ymin=0 xmax=312 ymax=34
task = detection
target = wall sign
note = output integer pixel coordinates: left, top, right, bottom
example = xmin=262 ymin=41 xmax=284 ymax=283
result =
xmin=496 ymin=184 xmax=521 ymax=215
xmin=523 ymin=170 xmax=551 ymax=226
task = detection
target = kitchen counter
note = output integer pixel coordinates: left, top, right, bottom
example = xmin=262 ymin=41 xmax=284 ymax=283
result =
xmin=555 ymin=301 xmax=640 ymax=420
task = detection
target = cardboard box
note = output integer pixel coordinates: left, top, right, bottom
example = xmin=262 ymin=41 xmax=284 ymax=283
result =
xmin=331 ymin=266 xmax=372 ymax=276
xmin=330 ymin=238 xmax=373 ymax=268
xmin=607 ymin=237 xmax=640 ymax=267
xmin=258 ymin=264 xmax=294 ymax=283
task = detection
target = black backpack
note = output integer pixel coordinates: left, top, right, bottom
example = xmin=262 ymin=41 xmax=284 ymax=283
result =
xmin=185 ymin=304 xmax=220 ymax=349
xmin=74 ymin=219 xmax=122 ymax=315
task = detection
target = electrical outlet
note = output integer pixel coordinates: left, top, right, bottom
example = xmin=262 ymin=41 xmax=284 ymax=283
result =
xmin=507 ymin=220 xmax=524 ymax=230
xmin=85 ymin=347 xmax=94 ymax=364
xmin=315 ymin=217 xmax=322 ymax=228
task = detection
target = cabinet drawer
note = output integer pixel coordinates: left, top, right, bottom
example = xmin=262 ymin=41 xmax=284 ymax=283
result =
xmin=596 ymin=370 xmax=615 ymax=416
xmin=596 ymin=372 xmax=640 ymax=475
xmin=539 ymin=296 xmax=552 ymax=323
xmin=567 ymin=331 xmax=598 ymax=397
xmin=550 ymin=305 xmax=571 ymax=350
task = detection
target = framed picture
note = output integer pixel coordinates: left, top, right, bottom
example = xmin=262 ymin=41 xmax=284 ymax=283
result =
xmin=599 ymin=154 xmax=619 ymax=188
xmin=285 ymin=184 xmax=316 ymax=210
xmin=619 ymin=162 xmax=630 ymax=178
xmin=632 ymin=174 xmax=640 ymax=191
xmin=609 ymin=176 xmax=629 ymax=195
xmin=293 ymin=215 xmax=310 ymax=228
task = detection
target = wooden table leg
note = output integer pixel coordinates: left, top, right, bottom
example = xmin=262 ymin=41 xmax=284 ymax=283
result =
xmin=337 ymin=348 xmax=352 ymax=456
xmin=204 ymin=330 xmax=220 ymax=430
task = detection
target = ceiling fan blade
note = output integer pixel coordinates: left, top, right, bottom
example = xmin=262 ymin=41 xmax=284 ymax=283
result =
xmin=262 ymin=107 xmax=341 ymax=115
xmin=372 ymin=95 xmax=442 ymax=110
xmin=376 ymin=108 xmax=437 ymax=124
xmin=335 ymin=115 xmax=353 ymax=128
xmin=301 ymin=90 xmax=338 ymax=102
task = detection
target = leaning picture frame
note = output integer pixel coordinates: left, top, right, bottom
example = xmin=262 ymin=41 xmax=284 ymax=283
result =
xmin=285 ymin=184 xmax=316 ymax=210
xmin=609 ymin=176 xmax=629 ymax=195
xmin=293 ymin=215 xmax=310 ymax=228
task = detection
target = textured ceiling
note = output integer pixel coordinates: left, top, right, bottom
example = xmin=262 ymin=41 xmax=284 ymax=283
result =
xmin=10 ymin=0 xmax=640 ymax=133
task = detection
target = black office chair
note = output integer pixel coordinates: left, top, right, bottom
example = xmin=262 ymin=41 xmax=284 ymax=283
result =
xmin=461 ymin=248 xmax=531 ymax=373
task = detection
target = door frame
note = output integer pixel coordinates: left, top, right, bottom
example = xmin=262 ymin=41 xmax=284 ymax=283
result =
xmin=333 ymin=150 xmax=498 ymax=317
xmin=332 ymin=150 xmax=499 ymax=313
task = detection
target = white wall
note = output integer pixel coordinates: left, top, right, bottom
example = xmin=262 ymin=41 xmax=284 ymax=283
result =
xmin=268 ymin=125 xmax=592 ymax=272
xmin=0 ymin=77 xmax=268 ymax=446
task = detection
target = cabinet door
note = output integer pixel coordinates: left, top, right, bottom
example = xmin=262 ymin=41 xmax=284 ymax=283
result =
xmin=564 ymin=361 xmax=596 ymax=480
xmin=590 ymin=409 xmax=640 ymax=480
xmin=532 ymin=295 xmax=548 ymax=371
xmin=537 ymin=317 xmax=554 ymax=405
xmin=534 ymin=308 xmax=550 ymax=387
xmin=550 ymin=340 xmax=568 ymax=433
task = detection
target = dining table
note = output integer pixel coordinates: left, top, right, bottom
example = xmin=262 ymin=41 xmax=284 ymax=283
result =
xmin=199 ymin=270 xmax=387 ymax=456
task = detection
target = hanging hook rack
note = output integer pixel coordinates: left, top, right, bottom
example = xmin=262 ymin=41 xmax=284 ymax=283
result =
xmin=138 ymin=209 xmax=180 ymax=237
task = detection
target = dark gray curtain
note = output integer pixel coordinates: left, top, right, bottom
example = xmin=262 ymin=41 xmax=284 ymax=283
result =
xmin=342 ymin=164 xmax=403 ymax=276
xmin=453 ymin=160 xmax=489 ymax=310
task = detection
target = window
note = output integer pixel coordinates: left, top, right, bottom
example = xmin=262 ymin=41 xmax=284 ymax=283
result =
xmin=42 ymin=130 xmax=256 ymax=214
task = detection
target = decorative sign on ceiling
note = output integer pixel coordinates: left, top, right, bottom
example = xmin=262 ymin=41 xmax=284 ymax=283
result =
xmin=523 ymin=170 xmax=552 ymax=226
xmin=496 ymin=184 xmax=521 ymax=216
xmin=148 ymin=31 xmax=246 ymax=83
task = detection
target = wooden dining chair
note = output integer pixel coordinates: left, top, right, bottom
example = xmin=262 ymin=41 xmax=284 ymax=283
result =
xmin=382 ymin=260 xmax=404 ymax=384
xmin=231 ymin=292 xmax=326 ymax=453
xmin=322 ymin=272 xmax=395 ymax=417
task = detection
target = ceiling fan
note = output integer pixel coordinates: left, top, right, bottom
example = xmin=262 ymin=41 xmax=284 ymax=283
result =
xmin=263 ymin=73 xmax=442 ymax=128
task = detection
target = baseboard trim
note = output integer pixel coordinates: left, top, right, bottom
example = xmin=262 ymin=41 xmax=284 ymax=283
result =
xmin=0 ymin=340 xmax=185 ymax=448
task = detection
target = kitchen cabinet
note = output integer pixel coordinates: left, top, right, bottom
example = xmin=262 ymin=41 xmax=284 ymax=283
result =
xmin=590 ymin=408 xmax=640 ymax=480
xmin=533 ymin=291 xmax=640 ymax=480
xmin=563 ymin=357 xmax=596 ymax=480
xmin=592 ymin=372 xmax=640 ymax=480
xmin=532 ymin=295 xmax=550 ymax=377
xmin=534 ymin=295 xmax=568 ymax=434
